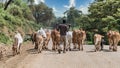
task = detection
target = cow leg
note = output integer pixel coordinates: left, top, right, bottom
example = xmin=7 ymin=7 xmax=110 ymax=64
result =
xmin=66 ymin=40 xmax=70 ymax=51
xmin=13 ymin=48 xmax=17 ymax=56
xmin=52 ymin=41 xmax=56 ymax=51
xmin=109 ymin=39 xmax=113 ymax=51
xmin=113 ymin=40 xmax=118 ymax=51
xmin=17 ymin=43 xmax=22 ymax=54
xmin=12 ymin=47 xmax=15 ymax=56
xmin=57 ymin=43 xmax=61 ymax=54
xmin=81 ymin=40 xmax=84 ymax=51
xmin=34 ymin=44 xmax=38 ymax=49
xmin=95 ymin=44 xmax=99 ymax=52
xmin=45 ymin=40 xmax=49 ymax=50
xmin=109 ymin=44 xmax=113 ymax=51
xmin=42 ymin=41 xmax=45 ymax=50
xmin=68 ymin=40 xmax=71 ymax=51
xmin=98 ymin=41 xmax=101 ymax=51
xmin=81 ymin=44 xmax=83 ymax=51
xmin=113 ymin=45 xmax=117 ymax=51
xmin=0 ymin=51 xmax=3 ymax=60
xmin=38 ymin=43 xmax=43 ymax=53
xmin=78 ymin=43 xmax=80 ymax=51
xmin=73 ymin=43 xmax=77 ymax=49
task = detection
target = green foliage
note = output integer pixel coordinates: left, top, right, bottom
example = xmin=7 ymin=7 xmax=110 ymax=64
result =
xmin=0 ymin=0 xmax=41 ymax=44
xmin=0 ymin=33 xmax=10 ymax=44
xmin=29 ymin=2 xmax=55 ymax=26
xmin=64 ymin=7 xmax=82 ymax=29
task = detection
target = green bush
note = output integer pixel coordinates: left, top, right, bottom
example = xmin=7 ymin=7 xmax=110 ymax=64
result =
xmin=0 ymin=33 xmax=9 ymax=44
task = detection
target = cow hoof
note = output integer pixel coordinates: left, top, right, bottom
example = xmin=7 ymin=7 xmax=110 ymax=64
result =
xmin=58 ymin=49 xmax=61 ymax=54
xmin=113 ymin=49 xmax=117 ymax=52
xmin=52 ymin=48 xmax=55 ymax=51
xmin=78 ymin=48 xmax=80 ymax=51
xmin=69 ymin=48 xmax=71 ymax=51
xmin=17 ymin=52 xmax=20 ymax=54
xmin=73 ymin=47 xmax=76 ymax=49
xmin=63 ymin=50 xmax=66 ymax=53
xmin=38 ymin=51 xmax=41 ymax=53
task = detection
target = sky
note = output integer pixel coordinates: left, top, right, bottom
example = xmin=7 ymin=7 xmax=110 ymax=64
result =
xmin=0 ymin=0 xmax=94 ymax=17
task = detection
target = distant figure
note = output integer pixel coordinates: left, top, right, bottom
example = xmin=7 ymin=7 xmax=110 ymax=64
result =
xmin=14 ymin=31 xmax=23 ymax=54
xmin=57 ymin=20 xmax=69 ymax=53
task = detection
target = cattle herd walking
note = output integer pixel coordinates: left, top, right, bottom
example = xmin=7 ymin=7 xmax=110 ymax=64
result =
xmin=12 ymin=27 xmax=120 ymax=56
xmin=0 ymin=27 xmax=120 ymax=60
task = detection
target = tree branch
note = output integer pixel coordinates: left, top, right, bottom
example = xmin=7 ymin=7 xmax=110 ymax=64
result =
xmin=4 ymin=0 xmax=13 ymax=10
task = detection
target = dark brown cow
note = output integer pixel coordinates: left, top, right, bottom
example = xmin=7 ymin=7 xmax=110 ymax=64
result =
xmin=107 ymin=30 xmax=120 ymax=51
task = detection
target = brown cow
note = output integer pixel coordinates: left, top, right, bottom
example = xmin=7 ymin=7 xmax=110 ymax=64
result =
xmin=72 ymin=30 xmax=79 ymax=49
xmin=32 ymin=32 xmax=44 ymax=53
xmin=107 ymin=30 xmax=120 ymax=51
xmin=12 ymin=37 xmax=18 ymax=56
xmin=94 ymin=34 xmax=104 ymax=51
xmin=51 ymin=29 xmax=61 ymax=53
xmin=72 ymin=29 xmax=86 ymax=51
xmin=31 ymin=32 xmax=38 ymax=49
xmin=42 ymin=31 xmax=51 ymax=50
xmin=77 ymin=29 xmax=86 ymax=50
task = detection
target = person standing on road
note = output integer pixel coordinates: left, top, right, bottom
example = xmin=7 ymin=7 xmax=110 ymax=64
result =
xmin=57 ymin=20 xmax=69 ymax=53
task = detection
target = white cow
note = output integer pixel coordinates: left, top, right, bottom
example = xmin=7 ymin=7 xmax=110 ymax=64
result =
xmin=66 ymin=31 xmax=73 ymax=51
xmin=37 ymin=28 xmax=47 ymax=38
xmin=14 ymin=31 xmax=23 ymax=54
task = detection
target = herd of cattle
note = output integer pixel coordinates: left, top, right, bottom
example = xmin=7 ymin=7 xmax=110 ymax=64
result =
xmin=1 ymin=28 xmax=120 ymax=59
xmin=29 ymin=28 xmax=120 ymax=54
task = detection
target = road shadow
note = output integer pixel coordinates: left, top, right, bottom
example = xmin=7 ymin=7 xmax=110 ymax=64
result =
xmin=86 ymin=49 xmax=112 ymax=53
xmin=86 ymin=50 xmax=96 ymax=53
xmin=4 ymin=51 xmax=14 ymax=58
xmin=102 ymin=49 xmax=112 ymax=52
xmin=70 ymin=49 xmax=80 ymax=51
xmin=26 ymin=48 xmax=38 ymax=54
xmin=26 ymin=48 xmax=55 ymax=54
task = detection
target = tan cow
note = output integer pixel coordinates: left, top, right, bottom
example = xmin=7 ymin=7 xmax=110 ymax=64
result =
xmin=32 ymin=32 xmax=44 ymax=53
xmin=72 ymin=29 xmax=86 ymax=51
xmin=107 ymin=30 xmax=120 ymax=51
xmin=77 ymin=29 xmax=86 ymax=50
xmin=51 ymin=29 xmax=61 ymax=53
xmin=94 ymin=34 xmax=104 ymax=51
xmin=42 ymin=31 xmax=51 ymax=50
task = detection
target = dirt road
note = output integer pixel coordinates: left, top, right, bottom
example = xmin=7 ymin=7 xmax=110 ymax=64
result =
xmin=1 ymin=41 xmax=120 ymax=68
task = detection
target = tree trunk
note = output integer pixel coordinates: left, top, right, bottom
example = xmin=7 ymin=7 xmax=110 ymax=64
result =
xmin=4 ymin=0 xmax=13 ymax=10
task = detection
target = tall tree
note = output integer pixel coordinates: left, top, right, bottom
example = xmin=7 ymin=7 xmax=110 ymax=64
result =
xmin=64 ymin=7 xmax=82 ymax=28
xmin=29 ymin=2 xmax=55 ymax=26
xmin=88 ymin=0 xmax=120 ymax=32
